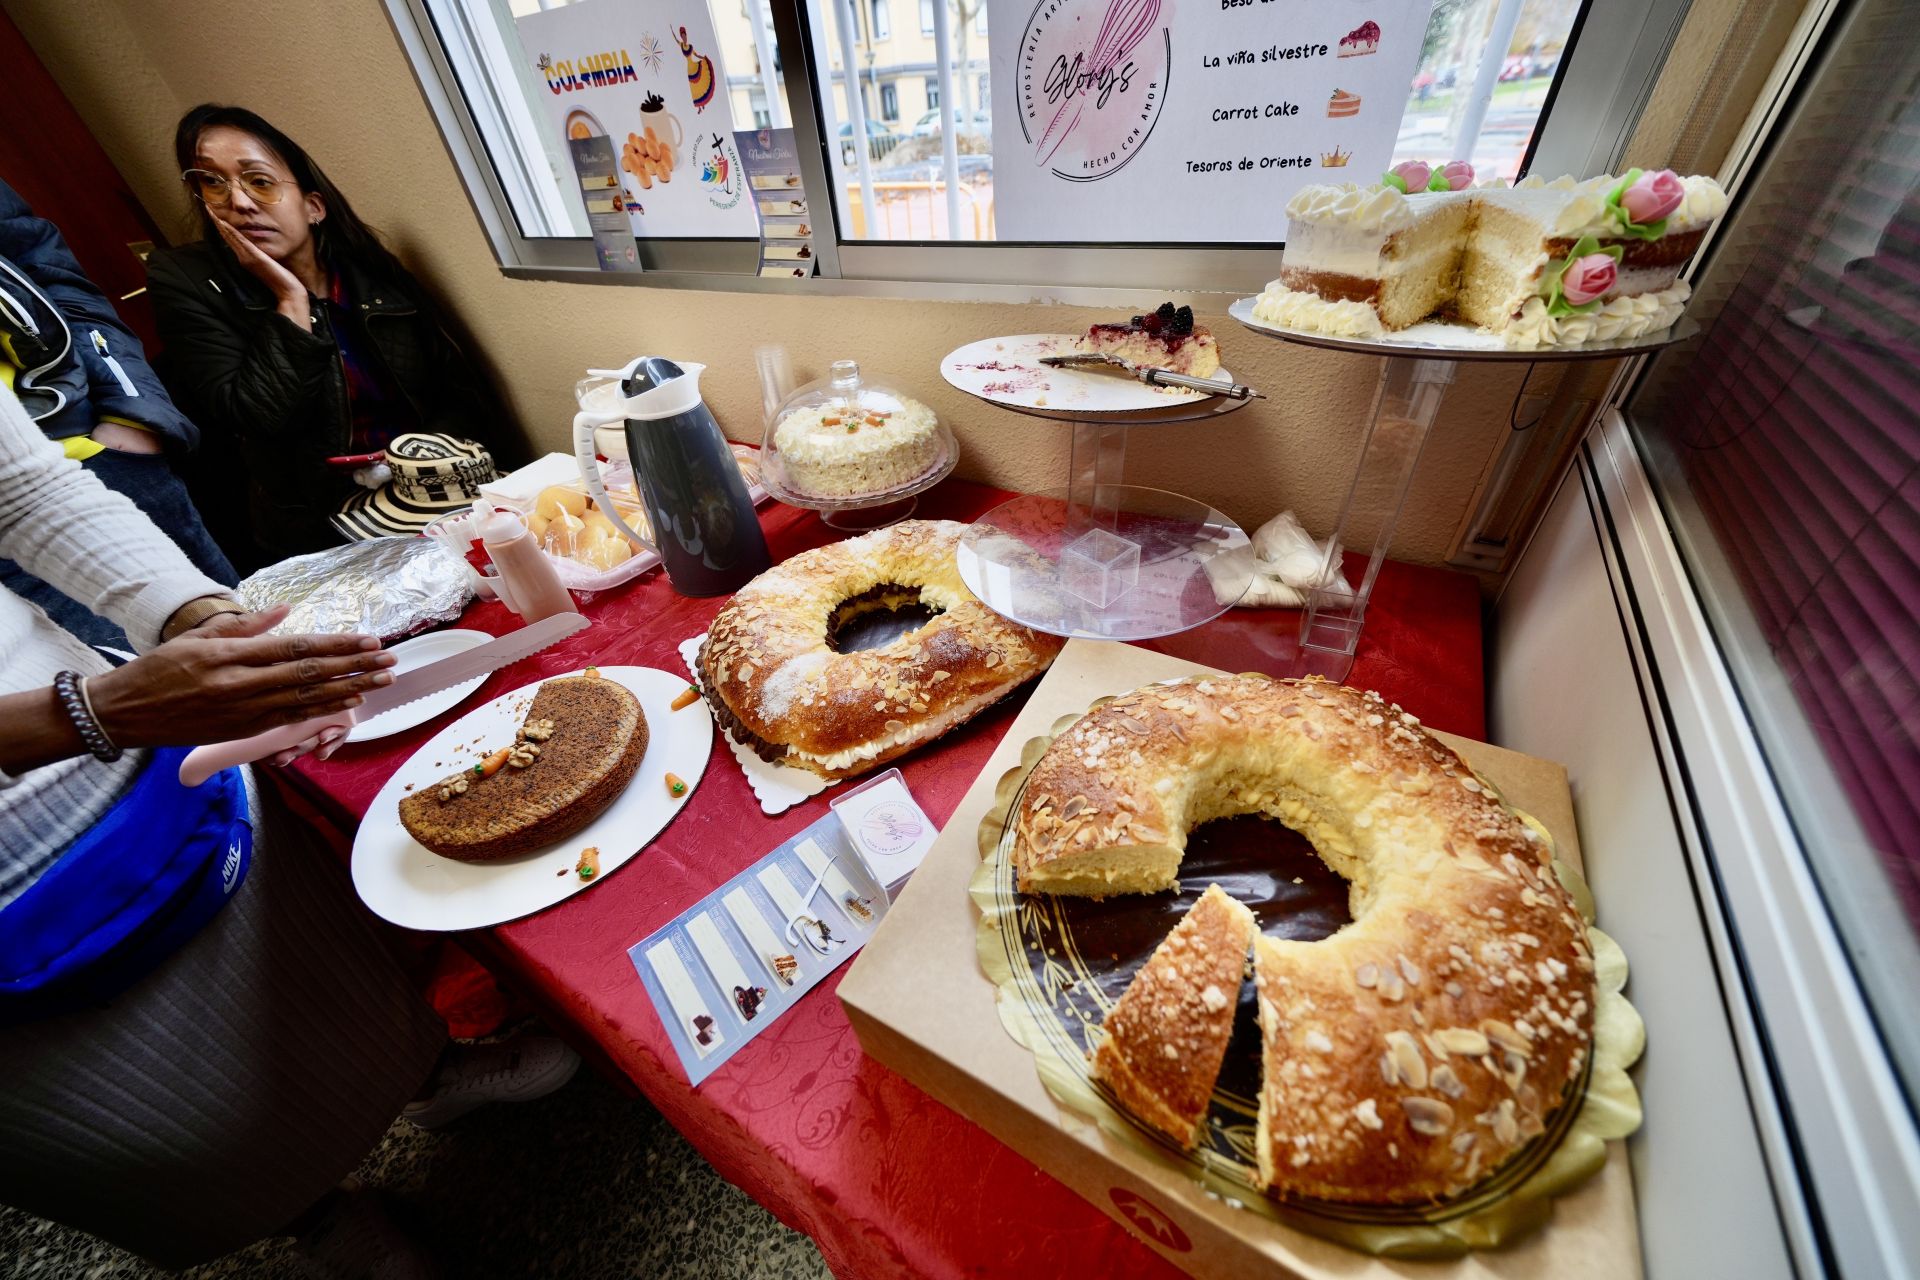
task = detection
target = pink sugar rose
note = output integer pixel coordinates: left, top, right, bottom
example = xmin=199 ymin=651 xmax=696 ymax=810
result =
xmin=1388 ymin=161 xmax=1431 ymax=192
xmin=1561 ymin=253 xmax=1617 ymax=306
xmin=1621 ymin=169 xmax=1684 ymax=224
xmin=1439 ymin=160 xmax=1475 ymax=190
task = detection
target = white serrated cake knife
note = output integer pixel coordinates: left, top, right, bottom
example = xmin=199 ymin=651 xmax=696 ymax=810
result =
xmin=177 ymin=612 xmax=590 ymax=786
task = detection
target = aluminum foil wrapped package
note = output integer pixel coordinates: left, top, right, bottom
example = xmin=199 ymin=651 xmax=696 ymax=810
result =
xmin=236 ymin=536 xmax=474 ymax=641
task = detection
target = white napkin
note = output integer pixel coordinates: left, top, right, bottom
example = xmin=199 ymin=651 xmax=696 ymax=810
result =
xmin=1206 ymin=511 xmax=1344 ymax=608
xmin=677 ymin=634 xmax=836 ymax=815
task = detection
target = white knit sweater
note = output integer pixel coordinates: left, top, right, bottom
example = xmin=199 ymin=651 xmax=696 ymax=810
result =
xmin=0 ymin=387 xmax=227 ymax=906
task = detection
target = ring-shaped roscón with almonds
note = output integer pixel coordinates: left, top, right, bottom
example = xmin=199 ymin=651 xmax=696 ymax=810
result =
xmin=698 ymin=520 xmax=1065 ymax=779
xmin=1010 ymin=674 xmax=1597 ymax=1205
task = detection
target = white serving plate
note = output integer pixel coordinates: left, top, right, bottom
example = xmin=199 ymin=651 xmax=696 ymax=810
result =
xmin=1227 ymin=295 xmax=1696 ymax=361
xmin=351 ymin=665 xmax=711 ymax=930
xmin=940 ymin=334 xmax=1237 ymax=413
xmin=345 ymin=628 xmax=494 ymax=743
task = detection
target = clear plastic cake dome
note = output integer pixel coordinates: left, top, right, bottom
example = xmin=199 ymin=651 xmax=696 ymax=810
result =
xmin=760 ymin=359 xmax=956 ymax=509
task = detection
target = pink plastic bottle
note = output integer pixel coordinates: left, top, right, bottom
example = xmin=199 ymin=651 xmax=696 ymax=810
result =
xmin=480 ymin=508 xmax=578 ymax=623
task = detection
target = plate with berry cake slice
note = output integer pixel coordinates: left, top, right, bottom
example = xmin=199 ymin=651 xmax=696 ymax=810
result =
xmin=942 ymin=305 xmax=1237 ymax=415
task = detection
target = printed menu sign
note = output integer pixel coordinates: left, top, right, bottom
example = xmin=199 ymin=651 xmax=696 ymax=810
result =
xmin=989 ymin=0 xmax=1428 ymax=242
xmin=734 ymin=127 xmax=818 ymax=278
xmin=516 ymin=0 xmax=758 ymax=240
xmin=566 ymin=135 xmax=644 ymax=271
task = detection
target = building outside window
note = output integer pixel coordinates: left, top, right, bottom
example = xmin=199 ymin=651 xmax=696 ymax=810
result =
xmin=878 ymin=81 xmax=898 ymax=122
xmin=919 ymin=0 xmax=933 ymax=35
xmin=923 ymin=76 xmax=938 ymax=112
xmin=869 ymin=0 xmax=889 ymax=41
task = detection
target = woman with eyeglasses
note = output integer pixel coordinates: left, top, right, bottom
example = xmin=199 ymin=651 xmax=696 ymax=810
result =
xmin=147 ymin=104 xmax=515 ymax=567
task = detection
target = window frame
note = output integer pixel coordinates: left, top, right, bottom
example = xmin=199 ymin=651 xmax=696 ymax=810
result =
xmin=381 ymin=0 xmax=1697 ymax=300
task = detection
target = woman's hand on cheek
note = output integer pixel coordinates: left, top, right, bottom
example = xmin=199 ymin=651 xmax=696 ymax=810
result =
xmin=213 ymin=217 xmax=314 ymax=331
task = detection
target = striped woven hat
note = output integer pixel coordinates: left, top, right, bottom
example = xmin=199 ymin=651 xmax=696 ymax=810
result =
xmin=331 ymin=433 xmax=498 ymax=541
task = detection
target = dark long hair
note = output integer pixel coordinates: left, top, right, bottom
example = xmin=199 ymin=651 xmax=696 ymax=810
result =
xmin=174 ymin=103 xmax=409 ymax=284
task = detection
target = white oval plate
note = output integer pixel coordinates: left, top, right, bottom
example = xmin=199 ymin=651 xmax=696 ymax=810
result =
xmin=345 ymin=629 xmax=495 ymax=743
xmin=940 ymin=334 xmax=1236 ymax=413
xmin=351 ymin=666 xmax=712 ymax=931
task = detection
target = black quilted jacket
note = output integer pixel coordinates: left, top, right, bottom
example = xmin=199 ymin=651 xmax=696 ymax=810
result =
xmin=147 ymin=240 xmax=514 ymax=563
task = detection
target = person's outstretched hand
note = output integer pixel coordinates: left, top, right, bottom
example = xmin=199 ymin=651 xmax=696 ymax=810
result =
xmin=211 ymin=216 xmax=314 ymax=332
xmin=88 ymin=605 xmax=395 ymax=764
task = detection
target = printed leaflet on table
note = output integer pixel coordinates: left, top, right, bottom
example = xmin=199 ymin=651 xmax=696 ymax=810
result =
xmin=630 ymin=792 xmax=903 ymax=1084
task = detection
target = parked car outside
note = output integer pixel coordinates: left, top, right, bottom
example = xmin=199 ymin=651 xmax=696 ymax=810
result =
xmin=838 ymin=119 xmax=902 ymax=164
xmin=909 ymin=108 xmax=992 ymax=138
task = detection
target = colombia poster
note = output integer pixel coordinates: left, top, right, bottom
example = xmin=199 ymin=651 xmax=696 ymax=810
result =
xmin=516 ymin=0 xmax=758 ymax=240
xmin=990 ymin=0 xmax=1428 ymax=242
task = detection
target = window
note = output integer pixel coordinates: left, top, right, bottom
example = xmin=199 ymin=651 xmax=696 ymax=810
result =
xmin=1393 ymin=0 xmax=1588 ymax=184
xmin=391 ymin=0 xmax=1673 ymax=289
xmin=1626 ymin=4 xmax=1920 ymax=1114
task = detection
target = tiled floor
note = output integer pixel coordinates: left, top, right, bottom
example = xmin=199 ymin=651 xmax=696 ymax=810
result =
xmin=0 ymin=1063 xmax=833 ymax=1279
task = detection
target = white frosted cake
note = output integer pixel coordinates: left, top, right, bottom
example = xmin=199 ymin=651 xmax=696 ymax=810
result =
xmin=772 ymin=395 xmax=943 ymax=498
xmin=1256 ymin=165 xmax=1729 ymax=348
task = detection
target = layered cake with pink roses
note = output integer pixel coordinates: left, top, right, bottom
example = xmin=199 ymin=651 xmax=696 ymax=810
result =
xmin=1255 ymin=162 xmax=1729 ymax=348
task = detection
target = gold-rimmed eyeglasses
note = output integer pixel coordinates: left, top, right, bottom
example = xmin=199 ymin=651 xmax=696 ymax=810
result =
xmin=181 ymin=168 xmax=288 ymax=207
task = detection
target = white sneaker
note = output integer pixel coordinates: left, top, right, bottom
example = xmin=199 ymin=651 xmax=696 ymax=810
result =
xmin=402 ymin=1034 xmax=581 ymax=1130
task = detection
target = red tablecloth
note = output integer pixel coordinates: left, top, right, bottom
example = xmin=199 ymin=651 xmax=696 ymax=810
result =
xmin=281 ymin=481 xmax=1483 ymax=1279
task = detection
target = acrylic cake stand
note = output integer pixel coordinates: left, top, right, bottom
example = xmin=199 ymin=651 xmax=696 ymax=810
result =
xmin=946 ymin=379 xmax=1258 ymax=642
xmin=1228 ymin=298 xmax=1700 ymax=678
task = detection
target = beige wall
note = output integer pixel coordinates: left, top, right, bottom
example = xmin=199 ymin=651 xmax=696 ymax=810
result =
xmin=5 ymin=0 xmax=1546 ymax=569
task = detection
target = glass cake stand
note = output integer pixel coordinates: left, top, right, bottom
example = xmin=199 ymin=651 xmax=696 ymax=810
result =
xmin=943 ymin=363 xmax=1258 ymax=641
xmin=760 ymin=432 xmax=959 ymax=531
xmin=1228 ymin=297 xmax=1701 ymax=678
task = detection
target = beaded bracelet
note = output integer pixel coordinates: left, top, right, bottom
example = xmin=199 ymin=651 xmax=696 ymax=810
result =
xmin=53 ymin=670 xmax=122 ymax=763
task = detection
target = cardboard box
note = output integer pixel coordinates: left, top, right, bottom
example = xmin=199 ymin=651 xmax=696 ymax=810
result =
xmin=840 ymin=640 xmax=1641 ymax=1278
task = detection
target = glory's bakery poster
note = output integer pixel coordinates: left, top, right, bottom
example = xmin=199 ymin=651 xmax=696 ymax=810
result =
xmin=517 ymin=0 xmax=758 ymax=240
xmin=990 ymin=0 xmax=1428 ymax=242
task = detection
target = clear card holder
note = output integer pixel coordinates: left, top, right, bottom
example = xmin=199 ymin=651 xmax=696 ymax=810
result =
xmin=1061 ymin=422 xmax=1140 ymax=605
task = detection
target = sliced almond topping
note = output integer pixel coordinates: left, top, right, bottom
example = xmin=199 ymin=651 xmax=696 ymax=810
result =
xmin=1304 ymin=1029 xmax=1333 ymax=1054
xmin=1385 ymin=1031 xmax=1427 ymax=1090
xmin=1431 ymin=1065 xmax=1466 ymax=1098
xmin=1403 ymin=1097 xmax=1454 ymax=1137
xmin=1398 ymin=955 xmax=1423 ymax=986
xmin=1353 ymin=1099 xmax=1384 ymax=1131
xmin=1435 ymin=1028 xmax=1491 ymax=1057
xmin=1493 ymin=1099 xmax=1520 ymax=1146
xmin=1354 ymin=962 xmax=1380 ymax=989
xmin=1484 ymin=1019 xmax=1531 ymax=1056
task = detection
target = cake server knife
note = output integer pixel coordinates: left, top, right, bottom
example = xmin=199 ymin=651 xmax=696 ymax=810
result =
xmin=1039 ymin=351 xmax=1263 ymax=400
xmin=177 ymin=612 xmax=590 ymax=786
